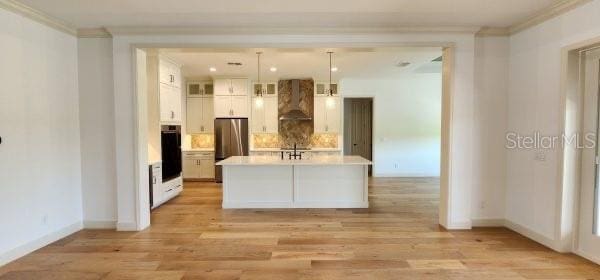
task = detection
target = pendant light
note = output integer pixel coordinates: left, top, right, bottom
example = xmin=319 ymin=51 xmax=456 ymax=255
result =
xmin=327 ymin=51 xmax=334 ymax=96
xmin=255 ymin=51 xmax=263 ymax=97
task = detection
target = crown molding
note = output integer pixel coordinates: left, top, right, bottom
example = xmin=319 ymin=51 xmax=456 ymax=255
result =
xmin=104 ymin=25 xmax=481 ymax=36
xmin=509 ymin=0 xmax=592 ymax=34
xmin=0 ymin=0 xmax=76 ymax=36
xmin=475 ymin=27 xmax=510 ymax=37
xmin=77 ymin=27 xmax=112 ymax=38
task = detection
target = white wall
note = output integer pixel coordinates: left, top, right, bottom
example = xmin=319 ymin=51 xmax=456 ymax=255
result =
xmin=507 ymin=0 xmax=600 ymax=248
xmin=340 ymin=73 xmax=442 ymax=177
xmin=0 ymin=8 xmax=82 ymax=264
xmin=77 ymin=37 xmax=117 ymax=228
xmin=472 ymin=36 xmax=509 ymax=222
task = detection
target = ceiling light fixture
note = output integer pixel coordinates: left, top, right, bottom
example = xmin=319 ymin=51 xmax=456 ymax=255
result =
xmin=209 ymin=67 xmax=217 ymax=72
xmin=270 ymin=67 xmax=277 ymax=72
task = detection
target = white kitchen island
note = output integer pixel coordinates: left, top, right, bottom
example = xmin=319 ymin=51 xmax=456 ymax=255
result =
xmin=216 ymin=155 xmax=372 ymax=209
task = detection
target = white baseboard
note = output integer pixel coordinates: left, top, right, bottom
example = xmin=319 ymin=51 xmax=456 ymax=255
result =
xmin=471 ymin=218 xmax=505 ymax=227
xmin=443 ymin=220 xmax=472 ymax=230
xmin=575 ymin=249 xmax=600 ymax=265
xmin=0 ymin=221 xmax=83 ymax=266
xmin=503 ymin=219 xmax=561 ymax=251
xmin=372 ymin=173 xmax=440 ymax=178
xmin=116 ymin=221 xmax=138 ymax=231
xmin=83 ymin=220 xmax=116 ymax=229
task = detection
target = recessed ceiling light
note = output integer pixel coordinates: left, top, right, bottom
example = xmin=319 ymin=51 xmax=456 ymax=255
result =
xmin=331 ymin=67 xmax=338 ymax=72
xmin=209 ymin=67 xmax=217 ymax=72
xmin=270 ymin=67 xmax=277 ymax=72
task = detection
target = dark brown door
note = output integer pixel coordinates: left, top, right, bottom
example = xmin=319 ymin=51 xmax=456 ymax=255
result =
xmin=344 ymin=98 xmax=373 ymax=174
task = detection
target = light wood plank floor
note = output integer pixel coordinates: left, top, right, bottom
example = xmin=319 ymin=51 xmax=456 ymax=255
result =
xmin=1 ymin=177 xmax=599 ymax=279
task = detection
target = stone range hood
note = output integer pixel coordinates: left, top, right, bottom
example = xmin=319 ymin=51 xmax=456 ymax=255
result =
xmin=279 ymin=79 xmax=312 ymax=121
xmin=278 ymin=79 xmax=314 ymax=148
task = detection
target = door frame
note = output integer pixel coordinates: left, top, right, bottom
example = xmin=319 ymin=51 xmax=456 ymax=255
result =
xmin=121 ymin=41 xmax=459 ymax=231
xmin=342 ymin=97 xmax=374 ymax=174
xmin=557 ymin=35 xmax=600 ymax=262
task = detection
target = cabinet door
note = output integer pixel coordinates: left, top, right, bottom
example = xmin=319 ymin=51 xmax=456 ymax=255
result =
xmin=325 ymin=97 xmax=340 ymax=133
xmin=313 ymin=97 xmax=326 ymax=133
xmin=199 ymin=158 xmax=215 ymax=179
xmin=183 ymin=158 xmax=201 ymax=179
xmin=231 ymin=95 xmax=248 ymax=117
xmin=264 ymin=97 xmax=279 ymax=133
xmin=172 ymin=66 xmax=182 ymax=88
xmin=170 ymin=86 xmax=182 ymax=122
xmin=251 ymin=97 xmax=265 ymax=132
xmin=202 ymin=98 xmax=214 ymax=133
xmin=266 ymin=83 xmax=277 ymax=96
xmin=214 ymin=95 xmax=232 ymax=117
xmin=186 ymin=98 xmax=203 ymax=133
xmin=187 ymin=83 xmax=202 ymax=97
xmin=159 ymin=60 xmax=172 ymax=85
xmin=230 ymin=78 xmax=248 ymax=96
xmin=214 ymin=79 xmax=231 ymax=96
xmin=159 ymin=83 xmax=172 ymax=122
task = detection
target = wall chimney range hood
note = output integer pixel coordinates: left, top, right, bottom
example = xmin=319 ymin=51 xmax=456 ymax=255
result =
xmin=279 ymin=79 xmax=312 ymax=121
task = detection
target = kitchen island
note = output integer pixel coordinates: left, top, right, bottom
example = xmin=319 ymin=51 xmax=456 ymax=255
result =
xmin=216 ymin=155 xmax=372 ymax=209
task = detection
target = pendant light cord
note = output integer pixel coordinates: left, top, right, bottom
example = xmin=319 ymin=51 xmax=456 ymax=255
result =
xmin=328 ymin=51 xmax=333 ymax=96
xmin=256 ymin=52 xmax=262 ymax=97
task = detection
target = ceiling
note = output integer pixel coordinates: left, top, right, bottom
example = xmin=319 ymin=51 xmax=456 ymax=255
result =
xmin=17 ymin=0 xmax=566 ymax=30
xmin=161 ymin=47 xmax=442 ymax=81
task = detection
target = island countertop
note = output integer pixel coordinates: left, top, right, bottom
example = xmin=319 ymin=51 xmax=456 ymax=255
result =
xmin=216 ymin=155 xmax=372 ymax=166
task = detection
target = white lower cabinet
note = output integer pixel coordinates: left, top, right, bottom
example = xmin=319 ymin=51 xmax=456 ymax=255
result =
xmin=183 ymin=151 xmax=215 ymax=179
xmin=150 ymin=161 xmax=183 ymax=209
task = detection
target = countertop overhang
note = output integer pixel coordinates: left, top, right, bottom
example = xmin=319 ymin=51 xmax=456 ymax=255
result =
xmin=217 ymin=155 xmax=371 ymax=166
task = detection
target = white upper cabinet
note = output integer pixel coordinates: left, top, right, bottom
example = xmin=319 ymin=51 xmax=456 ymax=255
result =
xmin=252 ymin=96 xmax=278 ymax=133
xmin=214 ymin=78 xmax=248 ymax=96
xmin=187 ymin=81 xmax=213 ymax=97
xmin=159 ymin=58 xmax=182 ymax=124
xmin=252 ymin=82 xmax=278 ymax=97
xmin=314 ymin=81 xmax=338 ymax=96
xmin=314 ymin=96 xmax=340 ymax=133
xmin=186 ymin=97 xmax=214 ymax=133
xmin=159 ymin=59 xmax=181 ymax=88
xmin=160 ymin=83 xmax=182 ymax=123
xmin=214 ymin=78 xmax=249 ymax=117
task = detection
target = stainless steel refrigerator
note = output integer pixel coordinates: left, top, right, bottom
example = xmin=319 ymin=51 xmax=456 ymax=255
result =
xmin=214 ymin=118 xmax=249 ymax=182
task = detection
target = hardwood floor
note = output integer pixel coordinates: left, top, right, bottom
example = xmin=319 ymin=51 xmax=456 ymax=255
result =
xmin=1 ymin=177 xmax=599 ymax=279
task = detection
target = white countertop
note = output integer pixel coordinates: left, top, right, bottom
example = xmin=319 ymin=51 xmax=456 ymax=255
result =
xmin=217 ymin=155 xmax=371 ymax=166
xmin=250 ymin=148 xmax=341 ymax=152
xmin=182 ymin=148 xmax=214 ymax=152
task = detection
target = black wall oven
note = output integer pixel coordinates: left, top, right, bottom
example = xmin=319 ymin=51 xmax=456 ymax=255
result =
xmin=161 ymin=125 xmax=182 ymax=182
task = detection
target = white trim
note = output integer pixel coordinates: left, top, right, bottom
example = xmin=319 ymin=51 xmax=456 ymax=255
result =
xmin=77 ymin=28 xmax=111 ymax=38
xmin=575 ymin=249 xmax=600 ymax=265
xmin=475 ymin=27 xmax=510 ymax=37
xmin=504 ymin=220 xmax=563 ymax=252
xmin=0 ymin=0 xmax=77 ymax=35
xmin=444 ymin=220 xmax=472 ymax=230
xmin=372 ymin=172 xmax=440 ymax=178
xmin=0 ymin=221 xmax=82 ymax=266
xmin=106 ymin=26 xmax=481 ymax=36
xmin=83 ymin=220 xmax=117 ymax=229
xmin=509 ymin=0 xmax=592 ymax=34
xmin=116 ymin=221 xmax=138 ymax=231
xmin=471 ymin=218 xmax=505 ymax=227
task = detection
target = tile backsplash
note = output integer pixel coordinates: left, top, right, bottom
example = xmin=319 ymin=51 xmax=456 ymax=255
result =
xmin=252 ymin=133 xmax=338 ymax=149
xmin=191 ymin=133 xmax=214 ymax=149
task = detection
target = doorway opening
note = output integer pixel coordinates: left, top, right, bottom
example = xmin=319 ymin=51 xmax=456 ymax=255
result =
xmin=343 ymin=98 xmax=373 ymax=175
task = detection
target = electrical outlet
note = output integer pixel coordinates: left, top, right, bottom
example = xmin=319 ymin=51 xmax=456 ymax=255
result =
xmin=534 ymin=151 xmax=546 ymax=161
xmin=480 ymin=201 xmax=486 ymax=210
xmin=394 ymin=163 xmax=399 ymax=169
